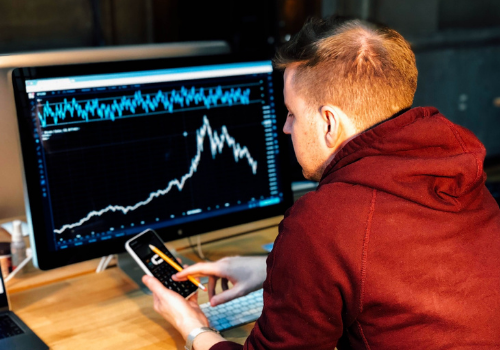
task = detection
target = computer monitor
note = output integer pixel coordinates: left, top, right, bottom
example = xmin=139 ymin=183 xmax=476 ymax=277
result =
xmin=11 ymin=52 xmax=292 ymax=270
xmin=0 ymin=42 xmax=230 ymax=220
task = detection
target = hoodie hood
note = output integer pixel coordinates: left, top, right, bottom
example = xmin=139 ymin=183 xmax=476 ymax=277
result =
xmin=320 ymin=107 xmax=487 ymax=212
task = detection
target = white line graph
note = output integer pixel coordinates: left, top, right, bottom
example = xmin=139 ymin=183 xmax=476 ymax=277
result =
xmin=54 ymin=115 xmax=258 ymax=234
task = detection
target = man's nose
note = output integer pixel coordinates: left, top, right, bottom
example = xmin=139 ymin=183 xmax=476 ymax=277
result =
xmin=283 ymin=118 xmax=291 ymax=135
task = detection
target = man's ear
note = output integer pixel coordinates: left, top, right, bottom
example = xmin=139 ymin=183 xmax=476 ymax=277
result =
xmin=320 ymin=105 xmax=340 ymax=149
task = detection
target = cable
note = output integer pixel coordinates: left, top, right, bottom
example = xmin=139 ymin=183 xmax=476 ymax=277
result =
xmin=103 ymin=254 xmax=114 ymax=270
xmin=196 ymin=235 xmax=206 ymax=259
xmin=188 ymin=235 xmax=211 ymax=261
xmin=96 ymin=256 xmax=106 ymax=273
xmin=95 ymin=254 xmax=114 ymax=273
xmin=89 ymin=0 xmax=106 ymax=46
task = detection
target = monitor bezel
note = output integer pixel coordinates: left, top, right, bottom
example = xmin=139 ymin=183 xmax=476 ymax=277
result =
xmin=12 ymin=53 xmax=293 ymax=270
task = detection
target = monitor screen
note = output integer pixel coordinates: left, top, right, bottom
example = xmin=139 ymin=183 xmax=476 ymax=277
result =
xmin=12 ymin=55 xmax=292 ymax=270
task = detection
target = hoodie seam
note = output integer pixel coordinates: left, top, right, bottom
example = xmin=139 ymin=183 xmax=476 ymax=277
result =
xmin=356 ymin=189 xmax=376 ymax=350
xmin=359 ymin=189 xmax=376 ymax=314
xmin=356 ymin=320 xmax=372 ymax=350
xmin=325 ymin=108 xmax=432 ymax=177
xmin=437 ymin=116 xmax=468 ymax=152
xmin=436 ymin=116 xmax=482 ymax=196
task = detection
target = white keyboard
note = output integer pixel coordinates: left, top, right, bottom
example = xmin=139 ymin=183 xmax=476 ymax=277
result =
xmin=199 ymin=289 xmax=264 ymax=331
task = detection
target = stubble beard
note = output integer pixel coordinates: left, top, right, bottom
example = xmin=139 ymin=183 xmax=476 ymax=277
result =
xmin=301 ymin=167 xmax=322 ymax=182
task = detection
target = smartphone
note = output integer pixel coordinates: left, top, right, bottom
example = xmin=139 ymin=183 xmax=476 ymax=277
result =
xmin=125 ymin=229 xmax=197 ymax=299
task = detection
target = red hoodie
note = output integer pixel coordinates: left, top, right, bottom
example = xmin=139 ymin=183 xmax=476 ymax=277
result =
xmin=212 ymin=107 xmax=500 ymax=350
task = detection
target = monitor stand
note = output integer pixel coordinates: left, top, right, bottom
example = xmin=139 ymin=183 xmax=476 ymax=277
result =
xmin=117 ymin=251 xmax=199 ymax=295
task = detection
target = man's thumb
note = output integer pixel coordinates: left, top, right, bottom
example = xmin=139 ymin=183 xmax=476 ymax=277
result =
xmin=142 ymin=275 xmax=163 ymax=293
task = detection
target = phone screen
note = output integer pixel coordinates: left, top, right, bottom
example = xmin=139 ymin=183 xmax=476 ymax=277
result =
xmin=128 ymin=229 xmax=167 ymax=268
xmin=127 ymin=229 xmax=198 ymax=298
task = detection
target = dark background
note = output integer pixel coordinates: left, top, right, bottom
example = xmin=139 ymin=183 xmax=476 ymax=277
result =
xmin=1 ymin=0 xmax=500 ymax=188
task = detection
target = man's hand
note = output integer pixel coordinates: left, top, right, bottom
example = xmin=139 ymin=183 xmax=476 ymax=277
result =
xmin=142 ymin=275 xmax=208 ymax=339
xmin=172 ymin=256 xmax=267 ymax=306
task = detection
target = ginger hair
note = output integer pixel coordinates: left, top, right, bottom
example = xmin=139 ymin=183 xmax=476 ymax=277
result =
xmin=274 ymin=17 xmax=418 ymax=130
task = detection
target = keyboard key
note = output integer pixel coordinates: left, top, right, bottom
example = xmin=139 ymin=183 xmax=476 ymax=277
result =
xmin=200 ymin=289 xmax=264 ymax=332
xmin=0 ymin=314 xmax=25 ymax=339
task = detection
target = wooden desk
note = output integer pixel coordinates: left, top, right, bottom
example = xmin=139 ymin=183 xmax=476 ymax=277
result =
xmin=7 ymin=226 xmax=278 ymax=350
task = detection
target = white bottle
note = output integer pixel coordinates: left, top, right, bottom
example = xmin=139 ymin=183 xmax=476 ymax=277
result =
xmin=11 ymin=220 xmax=27 ymax=271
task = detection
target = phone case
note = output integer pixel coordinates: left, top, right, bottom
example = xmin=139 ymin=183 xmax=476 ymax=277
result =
xmin=125 ymin=229 xmax=197 ymax=298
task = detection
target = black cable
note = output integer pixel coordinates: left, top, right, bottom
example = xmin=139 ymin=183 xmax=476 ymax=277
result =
xmin=89 ymin=0 xmax=106 ymax=46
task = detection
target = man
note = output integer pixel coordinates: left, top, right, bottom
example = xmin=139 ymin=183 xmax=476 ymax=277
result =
xmin=143 ymin=17 xmax=500 ymax=349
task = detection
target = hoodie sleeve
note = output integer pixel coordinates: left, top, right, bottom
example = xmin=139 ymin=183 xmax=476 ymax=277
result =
xmin=210 ymin=185 xmax=372 ymax=350
xmin=210 ymin=341 xmax=244 ymax=349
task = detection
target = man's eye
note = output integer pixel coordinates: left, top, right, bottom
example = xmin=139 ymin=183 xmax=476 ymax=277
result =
xmin=287 ymin=112 xmax=294 ymax=118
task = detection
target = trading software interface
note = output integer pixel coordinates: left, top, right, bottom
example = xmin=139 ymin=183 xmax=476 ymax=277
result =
xmin=24 ymin=61 xmax=283 ymax=251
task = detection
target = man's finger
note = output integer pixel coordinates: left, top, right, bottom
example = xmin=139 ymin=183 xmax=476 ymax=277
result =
xmin=174 ymin=262 xmax=222 ymax=280
xmin=208 ymin=276 xmax=218 ymax=300
xmin=142 ymin=275 xmax=173 ymax=296
xmin=187 ymin=291 xmax=198 ymax=304
xmin=211 ymin=286 xmax=243 ymax=307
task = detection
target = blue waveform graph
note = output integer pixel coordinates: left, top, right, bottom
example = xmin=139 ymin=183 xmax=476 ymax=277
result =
xmin=38 ymin=85 xmax=252 ymax=127
xmin=53 ymin=115 xmax=258 ymax=234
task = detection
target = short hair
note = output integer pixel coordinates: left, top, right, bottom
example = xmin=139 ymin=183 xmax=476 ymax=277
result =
xmin=274 ymin=17 xmax=418 ymax=131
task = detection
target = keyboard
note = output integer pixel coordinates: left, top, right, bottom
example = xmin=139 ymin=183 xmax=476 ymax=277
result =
xmin=0 ymin=314 xmax=24 ymax=339
xmin=200 ymin=289 xmax=264 ymax=332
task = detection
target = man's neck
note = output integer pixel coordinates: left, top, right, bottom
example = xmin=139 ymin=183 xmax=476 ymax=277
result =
xmin=324 ymin=107 xmax=411 ymax=176
xmin=364 ymin=107 xmax=411 ymax=132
